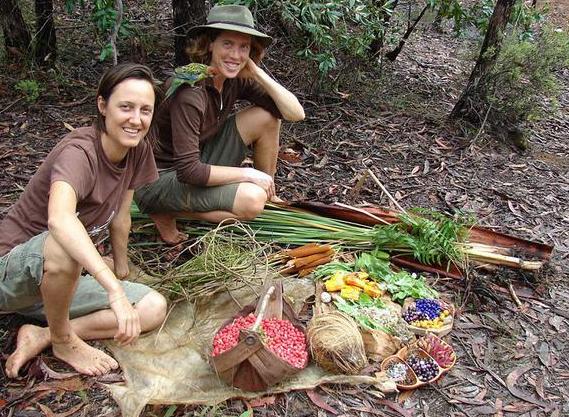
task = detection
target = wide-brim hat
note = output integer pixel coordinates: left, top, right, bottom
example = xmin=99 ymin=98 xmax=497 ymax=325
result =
xmin=187 ymin=5 xmax=272 ymax=47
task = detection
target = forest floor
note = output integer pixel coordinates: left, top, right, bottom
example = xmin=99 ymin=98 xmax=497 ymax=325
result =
xmin=1 ymin=1 xmax=568 ymax=416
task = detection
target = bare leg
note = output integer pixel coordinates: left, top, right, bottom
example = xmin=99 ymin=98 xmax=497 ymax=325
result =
xmin=146 ymin=107 xmax=280 ymax=236
xmin=146 ymin=181 xmax=268 ymax=242
xmin=5 ymin=290 xmax=167 ymax=378
xmin=236 ymin=106 xmax=282 ymax=203
xmin=7 ymin=235 xmax=113 ymax=378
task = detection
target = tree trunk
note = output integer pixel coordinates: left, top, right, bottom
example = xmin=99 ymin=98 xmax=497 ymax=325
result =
xmin=368 ymin=0 xmax=399 ymax=57
xmin=173 ymin=0 xmax=207 ymax=66
xmin=34 ymin=0 xmax=57 ymax=65
xmin=109 ymin=0 xmax=124 ymax=65
xmin=385 ymin=4 xmax=428 ymax=62
xmin=0 ymin=0 xmax=32 ymax=60
xmin=450 ymin=0 xmax=516 ymax=123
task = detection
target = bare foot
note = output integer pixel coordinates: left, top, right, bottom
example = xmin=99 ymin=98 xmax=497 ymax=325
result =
xmin=270 ymin=195 xmax=285 ymax=203
xmin=52 ymin=333 xmax=118 ymax=376
xmin=161 ymin=230 xmax=188 ymax=246
xmin=149 ymin=213 xmax=188 ymax=245
xmin=5 ymin=324 xmax=51 ymax=378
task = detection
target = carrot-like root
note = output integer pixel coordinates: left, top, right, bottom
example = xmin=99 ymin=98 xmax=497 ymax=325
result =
xmin=286 ymin=243 xmax=333 ymax=258
xmin=278 ymin=244 xmax=335 ymax=276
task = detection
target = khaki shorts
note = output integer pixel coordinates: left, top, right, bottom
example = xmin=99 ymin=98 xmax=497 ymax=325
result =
xmin=0 ymin=231 xmax=152 ymax=321
xmin=134 ymin=115 xmax=248 ymax=214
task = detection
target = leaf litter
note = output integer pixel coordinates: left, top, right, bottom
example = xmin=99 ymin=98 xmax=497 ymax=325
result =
xmin=1 ymin=3 xmax=569 ymax=417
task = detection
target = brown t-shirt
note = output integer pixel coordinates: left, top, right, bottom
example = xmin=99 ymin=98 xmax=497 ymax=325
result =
xmin=150 ymin=77 xmax=282 ymax=186
xmin=0 ymin=126 xmax=158 ymax=256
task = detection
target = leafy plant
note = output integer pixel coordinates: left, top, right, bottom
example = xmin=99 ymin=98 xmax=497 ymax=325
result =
xmin=465 ymin=0 xmax=545 ymax=39
xmin=334 ymin=296 xmax=393 ymax=333
xmin=15 ymin=79 xmax=42 ymax=103
xmin=64 ymin=0 xmax=132 ymax=62
xmin=218 ymin=0 xmax=396 ymax=77
xmin=352 ymin=251 xmax=439 ymax=303
xmin=486 ymin=25 xmax=569 ymax=127
xmin=370 ymin=209 xmax=471 ymax=268
xmin=378 ymin=270 xmax=438 ymax=303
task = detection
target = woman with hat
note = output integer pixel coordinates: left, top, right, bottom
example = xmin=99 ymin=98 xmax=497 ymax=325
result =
xmin=134 ymin=5 xmax=305 ymax=245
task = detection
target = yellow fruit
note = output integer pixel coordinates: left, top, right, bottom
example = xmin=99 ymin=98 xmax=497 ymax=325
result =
xmin=325 ymin=275 xmax=346 ymax=292
xmin=356 ymin=271 xmax=369 ymax=280
xmin=345 ymin=273 xmax=368 ymax=289
xmin=340 ymin=285 xmax=361 ymax=301
xmin=363 ymin=282 xmax=383 ymax=298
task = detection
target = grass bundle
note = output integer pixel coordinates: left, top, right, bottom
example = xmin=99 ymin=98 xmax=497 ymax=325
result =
xmin=245 ymin=205 xmax=469 ymax=270
xmin=307 ymin=311 xmax=368 ymax=375
xmin=244 ymin=205 xmax=543 ymax=272
xmin=151 ymin=222 xmax=271 ymax=301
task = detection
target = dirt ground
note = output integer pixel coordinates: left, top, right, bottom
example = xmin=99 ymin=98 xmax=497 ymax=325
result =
xmin=1 ymin=1 xmax=568 ymax=416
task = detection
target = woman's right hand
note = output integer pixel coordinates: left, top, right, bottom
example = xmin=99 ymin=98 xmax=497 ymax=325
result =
xmin=244 ymin=167 xmax=275 ymax=200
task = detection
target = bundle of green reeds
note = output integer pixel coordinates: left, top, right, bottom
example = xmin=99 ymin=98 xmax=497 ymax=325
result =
xmin=243 ymin=205 xmax=466 ymax=270
xmin=241 ymin=205 xmax=543 ymax=272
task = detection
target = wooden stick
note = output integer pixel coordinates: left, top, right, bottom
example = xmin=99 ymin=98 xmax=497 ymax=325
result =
xmin=298 ymin=267 xmax=315 ymax=277
xmin=251 ymin=286 xmax=275 ymax=332
xmin=286 ymin=243 xmax=332 ymax=258
xmin=507 ymin=281 xmax=523 ymax=308
xmin=465 ymin=248 xmax=543 ymax=271
xmin=460 ymin=242 xmax=513 ymax=256
xmin=293 ymin=250 xmax=334 ymax=268
xmin=300 ymin=255 xmax=332 ymax=270
xmin=367 ymin=168 xmax=408 ymax=215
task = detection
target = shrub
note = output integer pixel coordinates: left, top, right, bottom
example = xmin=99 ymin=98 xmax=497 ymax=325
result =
xmin=218 ymin=0 xmax=396 ymax=77
xmin=487 ymin=26 xmax=569 ymax=127
xmin=15 ymin=79 xmax=42 ymax=103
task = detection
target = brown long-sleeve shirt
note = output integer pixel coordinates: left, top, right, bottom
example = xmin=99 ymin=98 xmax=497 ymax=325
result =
xmin=150 ymin=77 xmax=282 ymax=186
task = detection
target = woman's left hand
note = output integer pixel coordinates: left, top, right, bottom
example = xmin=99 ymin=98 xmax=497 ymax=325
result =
xmin=238 ymin=58 xmax=260 ymax=80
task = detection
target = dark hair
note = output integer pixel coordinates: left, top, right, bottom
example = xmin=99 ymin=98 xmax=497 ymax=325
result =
xmin=95 ymin=63 xmax=162 ymax=134
xmin=186 ymin=29 xmax=265 ymax=65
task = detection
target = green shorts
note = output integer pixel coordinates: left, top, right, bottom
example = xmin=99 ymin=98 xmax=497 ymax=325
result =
xmin=0 ymin=232 xmax=152 ymax=321
xmin=134 ymin=115 xmax=248 ymax=214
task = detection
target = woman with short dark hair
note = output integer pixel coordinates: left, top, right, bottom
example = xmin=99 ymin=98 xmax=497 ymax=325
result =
xmin=134 ymin=5 xmax=305 ymax=245
xmin=0 ymin=63 xmax=167 ymax=378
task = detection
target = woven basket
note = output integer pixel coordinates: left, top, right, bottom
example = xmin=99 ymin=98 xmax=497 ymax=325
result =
xmin=210 ymin=281 xmax=307 ymax=392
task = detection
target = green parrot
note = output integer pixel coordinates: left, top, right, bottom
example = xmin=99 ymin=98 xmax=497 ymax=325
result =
xmin=165 ymin=63 xmax=215 ymax=99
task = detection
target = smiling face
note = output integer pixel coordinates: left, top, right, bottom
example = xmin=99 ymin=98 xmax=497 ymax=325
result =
xmin=209 ymin=30 xmax=252 ymax=80
xmin=97 ymin=78 xmax=155 ymax=160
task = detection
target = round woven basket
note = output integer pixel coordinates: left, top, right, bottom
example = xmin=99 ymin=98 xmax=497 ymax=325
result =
xmin=307 ymin=311 xmax=368 ymax=375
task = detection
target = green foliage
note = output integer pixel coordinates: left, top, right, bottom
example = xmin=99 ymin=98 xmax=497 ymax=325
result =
xmin=487 ymin=26 xmax=569 ymax=126
xmin=218 ymin=0 xmax=396 ymax=77
xmin=64 ymin=0 xmax=133 ymax=62
xmin=215 ymin=0 xmax=542 ymax=81
xmin=379 ymin=270 xmax=438 ymax=303
xmin=355 ymin=251 xmax=392 ymax=277
xmin=334 ymin=296 xmax=393 ymax=334
xmin=429 ymin=0 xmax=469 ymax=33
xmin=466 ymin=0 xmax=545 ymax=40
xmin=356 ymin=250 xmax=439 ymax=303
xmin=372 ymin=209 xmax=470 ymax=268
xmin=15 ymin=79 xmax=42 ymax=102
